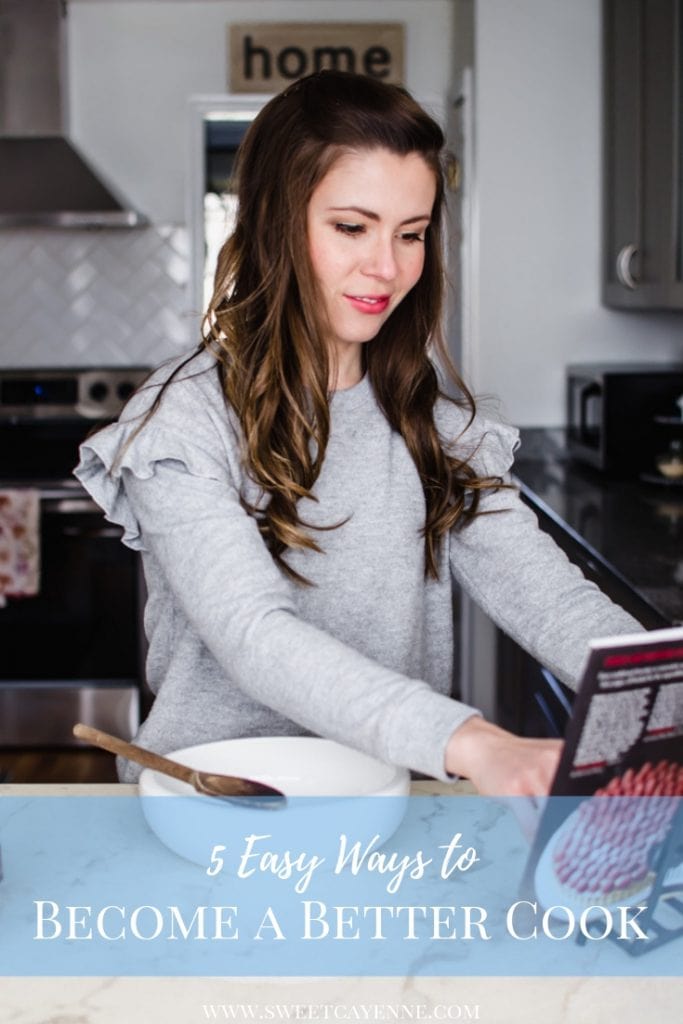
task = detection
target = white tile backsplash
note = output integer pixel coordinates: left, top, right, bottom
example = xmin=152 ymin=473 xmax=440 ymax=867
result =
xmin=0 ymin=226 xmax=196 ymax=368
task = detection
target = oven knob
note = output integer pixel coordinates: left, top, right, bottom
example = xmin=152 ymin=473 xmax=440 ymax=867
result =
xmin=88 ymin=381 xmax=110 ymax=403
xmin=117 ymin=381 xmax=136 ymax=402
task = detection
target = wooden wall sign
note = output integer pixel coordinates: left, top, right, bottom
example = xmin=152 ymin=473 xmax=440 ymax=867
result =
xmin=229 ymin=23 xmax=405 ymax=93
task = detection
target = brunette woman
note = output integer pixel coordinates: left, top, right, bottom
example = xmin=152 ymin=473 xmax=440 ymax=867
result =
xmin=75 ymin=71 xmax=640 ymax=795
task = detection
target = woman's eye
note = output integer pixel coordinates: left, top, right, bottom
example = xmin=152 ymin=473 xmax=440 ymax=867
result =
xmin=400 ymin=232 xmax=425 ymax=244
xmin=335 ymin=223 xmax=365 ymax=236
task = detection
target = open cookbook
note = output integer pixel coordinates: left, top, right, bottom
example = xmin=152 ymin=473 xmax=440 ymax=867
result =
xmin=526 ymin=625 xmax=683 ymax=952
xmin=550 ymin=624 xmax=683 ymax=796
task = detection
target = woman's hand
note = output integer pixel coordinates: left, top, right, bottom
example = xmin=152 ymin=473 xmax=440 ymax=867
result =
xmin=445 ymin=716 xmax=563 ymax=797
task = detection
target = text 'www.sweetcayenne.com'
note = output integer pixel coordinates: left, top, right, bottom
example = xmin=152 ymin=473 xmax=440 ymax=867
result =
xmin=199 ymin=1006 xmax=481 ymax=1021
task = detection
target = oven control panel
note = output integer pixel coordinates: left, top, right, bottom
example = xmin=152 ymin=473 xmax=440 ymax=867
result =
xmin=0 ymin=367 xmax=150 ymax=420
xmin=76 ymin=369 xmax=149 ymax=419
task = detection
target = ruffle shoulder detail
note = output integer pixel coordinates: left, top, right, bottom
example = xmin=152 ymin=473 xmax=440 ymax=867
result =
xmin=75 ymin=420 xmax=232 ymax=551
xmin=434 ymin=397 xmax=520 ymax=479
xmin=74 ymin=352 xmax=238 ymax=551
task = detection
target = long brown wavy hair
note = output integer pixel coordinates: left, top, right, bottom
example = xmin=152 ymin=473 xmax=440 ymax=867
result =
xmin=198 ymin=71 xmax=502 ymax=582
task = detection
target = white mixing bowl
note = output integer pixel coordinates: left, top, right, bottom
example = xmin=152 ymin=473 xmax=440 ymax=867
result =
xmin=138 ymin=736 xmax=410 ymax=865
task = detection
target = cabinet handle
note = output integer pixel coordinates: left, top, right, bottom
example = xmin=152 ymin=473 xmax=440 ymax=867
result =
xmin=616 ymin=243 xmax=639 ymax=290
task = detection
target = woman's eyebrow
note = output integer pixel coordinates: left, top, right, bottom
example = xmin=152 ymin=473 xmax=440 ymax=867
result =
xmin=327 ymin=206 xmax=431 ymax=226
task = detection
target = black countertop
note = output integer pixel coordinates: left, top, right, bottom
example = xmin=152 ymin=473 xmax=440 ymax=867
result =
xmin=513 ymin=428 xmax=683 ymax=628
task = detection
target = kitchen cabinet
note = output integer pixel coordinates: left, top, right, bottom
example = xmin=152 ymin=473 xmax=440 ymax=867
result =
xmin=496 ymin=631 xmax=574 ymax=739
xmin=603 ymin=0 xmax=683 ymax=309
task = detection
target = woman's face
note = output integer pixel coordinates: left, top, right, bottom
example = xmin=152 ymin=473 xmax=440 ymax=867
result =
xmin=306 ymin=147 xmax=437 ymax=385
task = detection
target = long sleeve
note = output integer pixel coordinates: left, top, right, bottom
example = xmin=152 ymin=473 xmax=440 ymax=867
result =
xmin=74 ymin=357 xmax=488 ymax=780
xmin=75 ymin=355 xmax=643 ymax=785
xmin=117 ymin=455 xmax=478 ymax=780
xmin=448 ymin=473 xmax=644 ymax=690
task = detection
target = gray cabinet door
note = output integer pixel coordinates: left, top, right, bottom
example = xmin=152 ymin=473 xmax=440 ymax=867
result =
xmin=603 ymin=0 xmax=683 ymax=309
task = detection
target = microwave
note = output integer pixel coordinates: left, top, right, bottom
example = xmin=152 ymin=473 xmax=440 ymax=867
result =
xmin=566 ymin=363 xmax=683 ymax=474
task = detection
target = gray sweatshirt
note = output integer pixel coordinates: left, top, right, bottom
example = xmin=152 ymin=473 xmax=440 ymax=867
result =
xmin=75 ymin=350 xmax=641 ymax=782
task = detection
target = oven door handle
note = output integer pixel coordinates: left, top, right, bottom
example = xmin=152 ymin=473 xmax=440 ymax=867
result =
xmin=41 ymin=497 xmax=100 ymax=514
xmin=39 ymin=495 xmax=122 ymax=537
xmin=60 ymin=524 xmax=122 ymax=539
xmin=56 ymin=498 xmax=99 ymax=514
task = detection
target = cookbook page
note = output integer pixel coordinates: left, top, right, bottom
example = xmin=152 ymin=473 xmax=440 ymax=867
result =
xmin=526 ymin=626 xmax=683 ymax=921
xmin=551 ymin=625 xmax=683 ymax=797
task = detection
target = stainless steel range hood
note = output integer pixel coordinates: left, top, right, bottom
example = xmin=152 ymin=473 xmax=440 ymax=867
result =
xmin=0 ymin=0 xmax=147 ymax=228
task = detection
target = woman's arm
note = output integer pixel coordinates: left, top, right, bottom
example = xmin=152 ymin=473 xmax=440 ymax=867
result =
xmin=443 ymin=430 xmax=642 ymax=795
xmin=449 ymin=479 xmax=643 ymax=690
xmin=119 ymin=454 xmax=479 ymax=782
xmin=125 ymin=460 xmax=570 ymax=796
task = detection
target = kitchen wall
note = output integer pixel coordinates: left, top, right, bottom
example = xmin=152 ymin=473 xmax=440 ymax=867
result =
xmin=467 ymin=0 xmax=683 ymax=426
xmin=0 ymin=0 xmax=454 ymax=368
xmin=2 ymin=0 xmax=682 ymax=417
xmin=69 ymin=0 xmax=454 ymax=225
xmin=0 ymin=226 xmax=190 ymax=367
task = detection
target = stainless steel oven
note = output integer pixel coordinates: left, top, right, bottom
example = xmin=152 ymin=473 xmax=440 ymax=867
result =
xmin=0 ymin=367 xmax=149 ymax=746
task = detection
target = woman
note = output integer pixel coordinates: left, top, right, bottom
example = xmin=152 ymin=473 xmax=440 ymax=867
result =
xmin=75 ymin=71 xmax=640 ymax=795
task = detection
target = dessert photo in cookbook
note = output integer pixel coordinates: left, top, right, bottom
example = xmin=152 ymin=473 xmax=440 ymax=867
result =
xmin=528 ymin=626 xmax=683 ymax=954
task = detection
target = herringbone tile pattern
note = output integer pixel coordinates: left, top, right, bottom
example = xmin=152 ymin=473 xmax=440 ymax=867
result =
xmin=0 ymin=226 xmax=195 ymax=367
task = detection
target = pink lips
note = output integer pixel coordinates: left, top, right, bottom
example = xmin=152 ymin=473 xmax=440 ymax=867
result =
xmin=344 ymin=294 xmax=391 ymax=315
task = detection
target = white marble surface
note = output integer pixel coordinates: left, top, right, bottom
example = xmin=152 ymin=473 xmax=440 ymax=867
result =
xmin=1 ymin=962 xmax=679 ymax=1019
xmin=0 ymin=975 xmax=681 ymax=1024
xmin=0 ymin=782 xmax=680 ymax=1023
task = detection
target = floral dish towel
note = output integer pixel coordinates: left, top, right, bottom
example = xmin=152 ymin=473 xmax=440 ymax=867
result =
xmin=0 ymin=490 xmax=40 ymax=607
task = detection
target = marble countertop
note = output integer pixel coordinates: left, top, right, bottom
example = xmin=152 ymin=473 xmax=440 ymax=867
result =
xmin=514 ymin=428 xmax=683 ymax=626
xmin=1 ymin=780 xmax=680 ymax=1022
xmin=1 ymin=973 xmax=679 ymax=1024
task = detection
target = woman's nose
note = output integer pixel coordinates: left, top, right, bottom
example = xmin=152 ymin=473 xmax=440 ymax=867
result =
xmin=362 ymin=236 xmax=397 ymax=281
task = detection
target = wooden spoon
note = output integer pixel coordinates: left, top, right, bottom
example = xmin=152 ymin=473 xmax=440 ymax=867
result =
xmin=73 ymin=723 xmax=286 ymax=808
